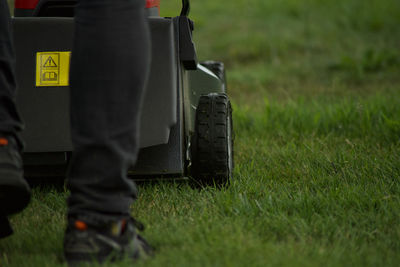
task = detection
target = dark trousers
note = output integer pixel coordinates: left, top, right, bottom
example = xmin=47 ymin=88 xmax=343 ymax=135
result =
xmin=0 ymin=1 xmax=24 ymax=144
xmin=0 ymin=0 xmax=150 ymax=223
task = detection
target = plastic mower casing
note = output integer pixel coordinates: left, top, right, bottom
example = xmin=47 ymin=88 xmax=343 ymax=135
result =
xmin=12 ymin=0 xmax=234 ymax=185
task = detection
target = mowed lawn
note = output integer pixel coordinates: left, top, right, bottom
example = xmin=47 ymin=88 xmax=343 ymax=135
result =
xmin=1 ymin=0 xmax=400 ymax=266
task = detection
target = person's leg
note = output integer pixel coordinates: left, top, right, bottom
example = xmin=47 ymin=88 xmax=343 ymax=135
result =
xmin=64 ymin=0 xmax=151 ymax=262
xmin=67 ymin=0 xmax=150 ymax=224
xmin=0 ymin=1 xmax=30 ymax=239
xmin=0 ymin=1 xmax=24 ymax=140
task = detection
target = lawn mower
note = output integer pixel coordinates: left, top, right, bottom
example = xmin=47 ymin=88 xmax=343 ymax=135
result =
xmin=12 ymin=0 xmax=234 ymax=186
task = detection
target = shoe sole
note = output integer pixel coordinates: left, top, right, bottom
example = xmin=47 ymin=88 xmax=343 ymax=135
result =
xmin=0 ymin=171 xmax=31 ymax=215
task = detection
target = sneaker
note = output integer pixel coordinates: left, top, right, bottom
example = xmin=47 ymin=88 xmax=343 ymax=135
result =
xmin=64 ymin=217 xmax=153 ymax=265
xmin=0 ymin=135 xmax=30 ymax=238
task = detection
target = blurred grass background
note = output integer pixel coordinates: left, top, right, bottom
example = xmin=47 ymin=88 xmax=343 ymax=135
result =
xmin=2 ymin=0 xmax=400 ymax=266
xmin=162 ymin=0 xmax=400 ymax=106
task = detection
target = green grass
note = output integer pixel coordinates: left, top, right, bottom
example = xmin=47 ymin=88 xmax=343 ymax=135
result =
xmin=1 ymin=0 xmax=400 ymax=266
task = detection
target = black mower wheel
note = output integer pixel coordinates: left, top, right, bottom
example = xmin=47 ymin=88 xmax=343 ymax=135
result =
xmin=191 ymin=93 xmax=234 ymax=187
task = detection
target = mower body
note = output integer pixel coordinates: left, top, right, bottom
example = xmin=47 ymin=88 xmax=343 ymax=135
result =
xmin=12 ymin=0 xmax=232 ymax=183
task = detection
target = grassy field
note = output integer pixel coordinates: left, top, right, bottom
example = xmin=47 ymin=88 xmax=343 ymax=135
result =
xmin=2 ymin=0 xmax=400 ymax=266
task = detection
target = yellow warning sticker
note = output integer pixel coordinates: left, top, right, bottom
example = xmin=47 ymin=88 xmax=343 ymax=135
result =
xmin=36 ymin=52 xmax=71 ymax=87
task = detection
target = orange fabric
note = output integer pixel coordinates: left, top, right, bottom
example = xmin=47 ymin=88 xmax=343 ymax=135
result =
xmin=74 ymin=220 xmax=88 ymax=231
xmin=0 ymin=138 xmax=9 ymax=146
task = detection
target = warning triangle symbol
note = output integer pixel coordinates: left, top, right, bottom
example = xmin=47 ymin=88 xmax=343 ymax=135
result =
xmin=43 ymin=56 xmax=57 ymax=67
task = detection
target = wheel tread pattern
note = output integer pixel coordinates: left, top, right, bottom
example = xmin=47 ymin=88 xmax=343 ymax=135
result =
xmin=191 ymin=93 xmax=233 ymax=186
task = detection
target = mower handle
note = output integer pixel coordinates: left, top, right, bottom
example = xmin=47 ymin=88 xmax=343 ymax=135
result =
xmin=180 ymin=0 xmax=190 ymax=16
